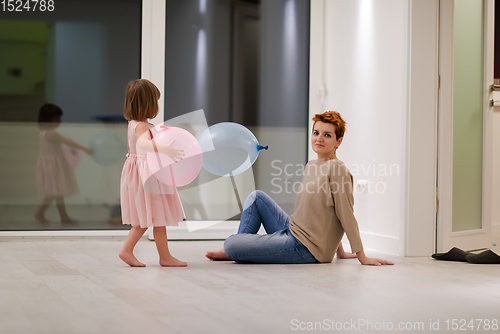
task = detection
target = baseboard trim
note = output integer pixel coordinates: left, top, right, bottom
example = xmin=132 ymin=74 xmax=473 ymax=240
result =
xmin=358 ymin=231 xmax=401 ymax=256
xmin=0 ymin=221 xmax=240 ymax=240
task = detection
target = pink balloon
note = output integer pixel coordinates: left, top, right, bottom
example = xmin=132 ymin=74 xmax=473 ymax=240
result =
xmin=147 ymin=126 xmax=203 ymax=187
xmin=62 ymin=137 xmax=81 ymax=170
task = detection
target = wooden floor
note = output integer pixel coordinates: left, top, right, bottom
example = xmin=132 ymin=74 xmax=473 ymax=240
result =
xmin=1 ymin=239 xmax=499 ymax=334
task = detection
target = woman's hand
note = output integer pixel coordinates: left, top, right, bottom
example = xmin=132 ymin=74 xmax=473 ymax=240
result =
xmin=337 ymin=252 xmax=357 ymax=259
xmin=336 ymin=243 xmax=357 ymax=259
xmin=159 ymin=139 xmax=184 ymax=162
xmin=356 ymin=249 xmax=394 ymax=266
xmin=84 ymin=148 xmax=93 ymax=155
xmin=358 ymin=257 xmax=394 ymax=266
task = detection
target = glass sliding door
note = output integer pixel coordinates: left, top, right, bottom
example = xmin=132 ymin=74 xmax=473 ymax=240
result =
xmin=0 ymin=0 xmax=141 ymax=231
xmin=164 ymin=0 xmax=311 ymax=224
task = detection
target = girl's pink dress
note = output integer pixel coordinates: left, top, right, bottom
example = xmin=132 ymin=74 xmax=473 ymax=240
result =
xmin=120 ymin=120 xmax=185 ymax=228
xmin=36 ymin=130 xmax=79 ymax=197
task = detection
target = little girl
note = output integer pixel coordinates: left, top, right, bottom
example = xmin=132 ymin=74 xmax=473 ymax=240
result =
xmin=118 ymin=79 xmax=187 ymax=267
xmin=34 ymin=104 xmax=93 ymax=224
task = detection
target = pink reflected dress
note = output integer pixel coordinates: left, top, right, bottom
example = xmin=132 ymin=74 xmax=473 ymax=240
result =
xmin=36 ymin=130 xmax=79 ymax=198
xmin=120 ymin=120 xmax=185 ymax=228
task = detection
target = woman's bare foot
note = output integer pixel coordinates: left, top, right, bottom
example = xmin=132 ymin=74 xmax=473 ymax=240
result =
xmin=205 ymin=249 xmax=231 ymax=261
xmin=119 ymin=250 xmax=146 ymax=267
xmin=159 ymin=255 xmax=187 ymax=267
xmin=34 ymin=213 xmax=50 ymax=225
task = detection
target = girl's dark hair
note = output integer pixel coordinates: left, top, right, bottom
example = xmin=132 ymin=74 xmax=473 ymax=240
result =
xmin=38 ymin=103 xmax=63 ymax=123
xmin=123 ymin=79 xmax=160 ymax=121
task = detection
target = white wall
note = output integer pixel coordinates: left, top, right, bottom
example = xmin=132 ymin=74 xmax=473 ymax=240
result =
xmin=310 ymin=0 xmax=439 ymax=256
xmin=310 ymin=0 xmax=408 ymax=255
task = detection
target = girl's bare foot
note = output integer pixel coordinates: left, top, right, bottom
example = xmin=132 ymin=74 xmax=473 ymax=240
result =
xmin=159 ymin=255 xmax=187 ymax=267
xmin=34 ymin=213 xmax=50 ymax=225
xmin=119 ymin=250 xmax=146 ymax=267
xmin=205 ymin=249 xmax=231 ymax=261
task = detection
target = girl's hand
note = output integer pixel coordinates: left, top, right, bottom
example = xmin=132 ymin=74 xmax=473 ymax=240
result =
xmin=160 ymin=139 xmax=184 ymax=162
xmin=84 ymin=148 xmax=94 ymax=155
xmin=358 ymin=256 xmax=394 ymax=266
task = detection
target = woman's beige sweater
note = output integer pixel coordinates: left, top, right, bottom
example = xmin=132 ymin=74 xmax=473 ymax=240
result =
xmin=289 ymin=159 xmax=364 ymax=263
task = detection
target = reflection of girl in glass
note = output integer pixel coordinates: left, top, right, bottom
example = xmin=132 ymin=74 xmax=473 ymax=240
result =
xmin=34 ymin=104 xmax=93 ymax=225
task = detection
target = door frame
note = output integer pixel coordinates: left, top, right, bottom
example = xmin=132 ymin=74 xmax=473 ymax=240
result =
xmin=437 ymin=0 xmax=494 ymax=252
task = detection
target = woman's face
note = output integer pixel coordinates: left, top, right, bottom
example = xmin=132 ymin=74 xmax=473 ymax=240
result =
xmin=311 ymin=121 xmax=342 ymax=155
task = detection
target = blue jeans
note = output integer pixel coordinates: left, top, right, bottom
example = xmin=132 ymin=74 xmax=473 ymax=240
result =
xmin=224 ymin=190 xmax=319 ymax=264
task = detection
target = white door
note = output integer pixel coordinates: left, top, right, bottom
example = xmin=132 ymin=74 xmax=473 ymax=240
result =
xmin=437 ymin=0 xmax=494 ymax=251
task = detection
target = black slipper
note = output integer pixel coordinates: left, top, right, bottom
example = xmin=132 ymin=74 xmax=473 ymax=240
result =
xmin=431 ymin=247 xmax=470 ymax=262
xmin=465 ymin=250 xmax=500 ymax=264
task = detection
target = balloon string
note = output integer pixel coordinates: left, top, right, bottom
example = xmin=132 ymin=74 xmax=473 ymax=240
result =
xmin=157 ymin=125 xmax=176 ymax=189
xmin=169 ymin=164 xmax=176 ymax=188
xmin=229 ymin=172 xmax=243 ymax=213
xmin=150 ymin=129 xmax=163 ymax=171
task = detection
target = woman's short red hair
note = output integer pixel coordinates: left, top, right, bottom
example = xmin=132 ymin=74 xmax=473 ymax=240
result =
xmin=312 ymin=111 xmax=346 ymax=139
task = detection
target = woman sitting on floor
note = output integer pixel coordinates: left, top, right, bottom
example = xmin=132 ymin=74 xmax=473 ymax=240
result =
xmin=206 ymin=111 xmax=394 ymax=266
